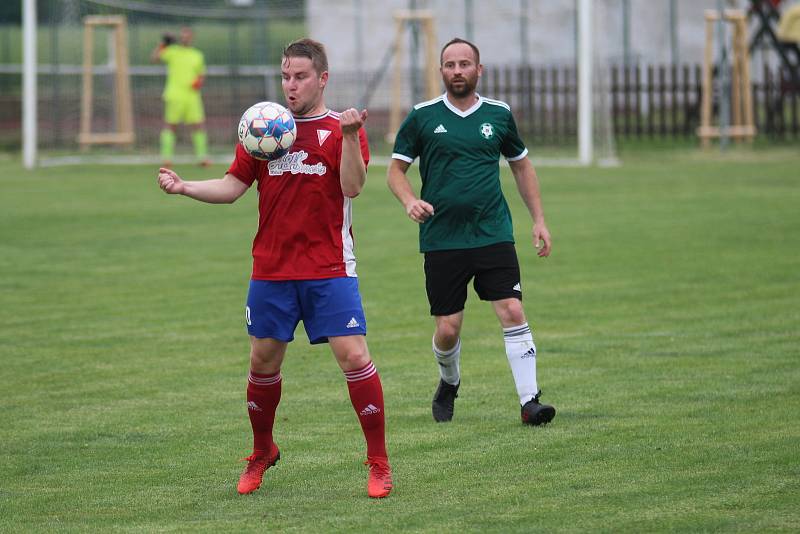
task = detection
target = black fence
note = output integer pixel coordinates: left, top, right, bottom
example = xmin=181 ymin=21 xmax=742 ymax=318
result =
xmin=1 ymin=62 xmax=799 ymax=152
xmin=481 ymin=63 xmax=800 ymax=142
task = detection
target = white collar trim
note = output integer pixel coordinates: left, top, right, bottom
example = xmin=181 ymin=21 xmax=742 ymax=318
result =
xmin=293 ymin=109 xmax=331 ymax=122
xmin=443 ymin=93 xmax=483 ymax=118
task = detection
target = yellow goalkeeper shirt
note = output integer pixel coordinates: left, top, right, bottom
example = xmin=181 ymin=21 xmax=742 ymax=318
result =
xmin=160 ymin=45 xmax=205 ymax=100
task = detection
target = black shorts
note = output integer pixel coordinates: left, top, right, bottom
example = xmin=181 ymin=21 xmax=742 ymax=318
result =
xmin=423 ymin=242 xmax=522 ymax=316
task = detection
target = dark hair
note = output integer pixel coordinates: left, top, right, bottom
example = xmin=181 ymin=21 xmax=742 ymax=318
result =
xmin=439 ymin=37 xmax=480 ymax=66
xmin=282 ymin=38 xmax=328 ymax=75
xmin=162 ymin=33 xmax=176 ymax=46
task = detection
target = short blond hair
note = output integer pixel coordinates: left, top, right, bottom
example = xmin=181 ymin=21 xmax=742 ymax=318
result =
xmin=283 ymin=38 xmax=328 ymax=75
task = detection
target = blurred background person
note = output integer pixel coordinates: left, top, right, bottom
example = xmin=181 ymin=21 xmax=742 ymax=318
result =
xmin=151 ymin=26 xmax=210 ymax=167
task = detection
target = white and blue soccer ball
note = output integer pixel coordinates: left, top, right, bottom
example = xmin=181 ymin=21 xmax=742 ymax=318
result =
xmin=237 ymin=101 xmax=297 ymax=161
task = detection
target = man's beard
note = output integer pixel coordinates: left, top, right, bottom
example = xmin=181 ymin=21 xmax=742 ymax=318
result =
xmin=446 ymin=77 xmax=476 ymax=97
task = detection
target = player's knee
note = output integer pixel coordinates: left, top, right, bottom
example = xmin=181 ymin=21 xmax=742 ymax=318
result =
xmin=435 ymin=323 xmax=461 ymax=348
xmin=498 ymin=299 xmax=526 ymax=326
xmin=337 ymin=348 xmax=371 ymax=370
xmin=249 ymin=346 xmax=282 ymax=373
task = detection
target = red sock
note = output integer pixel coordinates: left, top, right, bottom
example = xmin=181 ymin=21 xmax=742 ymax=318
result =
xmin=344 ymin=361 xmax=388 ymax=459
xmin=246 ymin=371 xmax=281 ymax=455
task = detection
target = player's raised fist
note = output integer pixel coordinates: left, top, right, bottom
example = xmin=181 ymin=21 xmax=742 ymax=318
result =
xmin=158 ymin=167 xmax=185 ymax=195
xmin=340 ymin=108 xmax=368 ymax=135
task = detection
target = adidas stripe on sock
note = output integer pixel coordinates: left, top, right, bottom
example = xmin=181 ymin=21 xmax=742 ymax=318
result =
xmin=344 ymin=361 xmax=387 ymax=459
xmin=247 ymin=371 xmax=282 ymax=455
xmin=433 ymin=337 xmax=461 ymax=386
xmin=503 ymin=323 xmax=539 ymax=405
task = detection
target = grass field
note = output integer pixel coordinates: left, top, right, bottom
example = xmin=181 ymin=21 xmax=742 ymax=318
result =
xmin=1 ymin=148 xmax=798 ymax=532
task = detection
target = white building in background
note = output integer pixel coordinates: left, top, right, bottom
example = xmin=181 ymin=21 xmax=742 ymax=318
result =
xmin=307 ymin=0 xmax=774 ymax=108
xmin=308 ymin=0 xmax=752 ymax=71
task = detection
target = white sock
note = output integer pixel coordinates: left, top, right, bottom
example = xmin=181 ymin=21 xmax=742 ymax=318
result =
xmin=503 ymin=323 xmax=539 ymax=405
xmin=433 ymin=337 xmax=461 ymax=386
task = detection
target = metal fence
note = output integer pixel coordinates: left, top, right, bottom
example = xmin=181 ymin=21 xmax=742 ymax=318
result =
xmin=1 ymin=61 xmax=798 ymax=152
xmin=480 ymin=63 xmax=800 ymax=142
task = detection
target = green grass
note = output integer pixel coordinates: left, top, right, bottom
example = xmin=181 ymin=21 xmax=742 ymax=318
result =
xmin=1 ymin=148 xmax=799 ymax=532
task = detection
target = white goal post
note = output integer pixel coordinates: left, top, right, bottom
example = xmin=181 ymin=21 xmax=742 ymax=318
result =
xmin=23 ymin=0 xmax=37 ymax=169
xmin=578 ymin=0 xmax=593 ymax=166
xmin=21 ymin=0 xmax=614 ymax=168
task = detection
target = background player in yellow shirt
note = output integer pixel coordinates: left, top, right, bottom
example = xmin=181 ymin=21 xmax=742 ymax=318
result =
xmin=151 ymin=27 xmax=211 ymax=167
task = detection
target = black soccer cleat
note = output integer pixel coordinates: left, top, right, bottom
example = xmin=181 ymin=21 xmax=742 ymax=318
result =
xmin=521 ymin=391 xmax=556 ymax=426
xmin=432 ymin=379 xmax=460 ymax=422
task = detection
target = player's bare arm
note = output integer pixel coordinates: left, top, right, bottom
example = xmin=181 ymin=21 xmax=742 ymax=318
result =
xmin=149 ymin=45 xmax=164 ymax=63
xmin=150 ymin=33 xmax=172 ymax=63
xmin=508 ymin=157 xmax=552 ymax=257
xmin=387 ymin=159 xmax=434 ymax=223
xmin=339 ymin=108 xmax=368 ymax=198
xmin=157 ymin=168 xmax=249 ymax=204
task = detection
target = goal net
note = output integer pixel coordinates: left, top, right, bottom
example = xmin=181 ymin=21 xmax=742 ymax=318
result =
xmin=17 ymin=0 xmax=617 ymax=167
xmin=308 ymin=0 xmax=619 ymax=166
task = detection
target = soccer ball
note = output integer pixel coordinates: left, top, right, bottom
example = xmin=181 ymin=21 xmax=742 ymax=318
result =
xmin=237 ymin=101 xmax=297 ymax=161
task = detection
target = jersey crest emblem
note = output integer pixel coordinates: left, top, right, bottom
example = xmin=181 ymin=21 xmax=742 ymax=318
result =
xmin=479 ymin=122 xmax=494 ymax=140
xmin=317 ymin=129 xmax=332 ymax=146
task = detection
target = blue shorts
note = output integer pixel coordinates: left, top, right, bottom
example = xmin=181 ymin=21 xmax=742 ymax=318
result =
xmin=245 ymin=277 xmax=367 ymax=344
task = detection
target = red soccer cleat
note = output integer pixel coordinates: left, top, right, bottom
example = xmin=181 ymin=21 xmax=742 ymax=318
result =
xmin=365 ymin=456 xmax=393 ymax=498
xmin=237 ymin=443 xmax=280 ymax=495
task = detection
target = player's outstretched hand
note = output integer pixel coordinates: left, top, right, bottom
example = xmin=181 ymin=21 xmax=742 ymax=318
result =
xmin=158 ymin=167 xmax=185 ymax=195
xmin=405 ymin=199 xmax=435 ymax=224
xmin=340 ymin=108 xmax=368 ymax=136
xmin=533 ymin=223 xmax=552 ymax=257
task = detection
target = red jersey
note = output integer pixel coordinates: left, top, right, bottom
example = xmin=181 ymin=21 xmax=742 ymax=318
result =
xmin=227 ymin=110 xmax=370 ymax=281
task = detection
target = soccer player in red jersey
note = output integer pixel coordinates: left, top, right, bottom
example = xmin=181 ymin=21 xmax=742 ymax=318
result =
xmin=156 ymin=38 xmax=392 ymax=499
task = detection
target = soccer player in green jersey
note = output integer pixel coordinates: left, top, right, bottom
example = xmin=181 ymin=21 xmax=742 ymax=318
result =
xmin=387 ymin=38 xmax=556 ymax=426
xmin=151 ymin=27 xmax=210 ymax=167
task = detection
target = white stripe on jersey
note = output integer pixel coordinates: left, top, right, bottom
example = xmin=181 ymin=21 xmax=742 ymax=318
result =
xmin=506 ymin=148 xmax=529 ymax=161
xmin=391 ymin=152 xmax=414 ymax=163
xmin=341 ymin=196 xmax=357 ymax=277
xmin=413 ymin=95 xmax=444 ymax=110
xmin=483 ymin=97 xmax=511 ymax=111
xmin=293 ymin=110 xmax=336 ymax=122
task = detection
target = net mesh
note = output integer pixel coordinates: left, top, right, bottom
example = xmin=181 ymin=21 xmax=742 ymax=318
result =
xmin=10 ymin=0 xmax=618 ymax=165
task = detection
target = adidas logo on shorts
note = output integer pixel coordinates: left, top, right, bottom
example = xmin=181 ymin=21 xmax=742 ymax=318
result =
xmin=513 ymin=282 xmax=521 ymax=291
xmin=346 ymin=317 xmax=360 ymax=328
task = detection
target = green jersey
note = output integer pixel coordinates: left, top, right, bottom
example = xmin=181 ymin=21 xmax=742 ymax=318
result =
xmin=392 ymin=94 xmax=528 ymax=252
xmin=160 ymin=45 xmax=205 ymax=100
